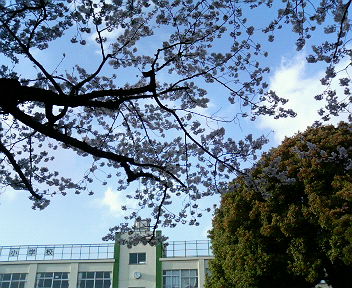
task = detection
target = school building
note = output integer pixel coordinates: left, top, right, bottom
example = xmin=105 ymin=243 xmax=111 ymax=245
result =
xmin=0 ymin=221 xmax=212 ymax=288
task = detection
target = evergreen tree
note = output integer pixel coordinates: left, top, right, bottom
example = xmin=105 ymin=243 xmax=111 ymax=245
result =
xmin=208 ymin=123 xmax=352 ymax=288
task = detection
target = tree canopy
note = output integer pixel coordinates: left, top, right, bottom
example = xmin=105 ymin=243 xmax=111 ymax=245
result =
xmin=0 ymin=0 xmax=351 ymax=239
xmin=207 ymin=122 xmax=352 ymax=288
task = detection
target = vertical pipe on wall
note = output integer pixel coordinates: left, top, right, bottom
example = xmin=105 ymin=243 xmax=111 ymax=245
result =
xmin=112 ymin=233 xmax=120 ymax=288
xmin=155 ymin=231 xmax=163 ymax=288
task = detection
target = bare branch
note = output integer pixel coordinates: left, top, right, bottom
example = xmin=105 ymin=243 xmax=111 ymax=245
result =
xmin=0 ymin=140 xmax=42 ymax=200
xmin=333 ymin=0 xmax=352 ymax=60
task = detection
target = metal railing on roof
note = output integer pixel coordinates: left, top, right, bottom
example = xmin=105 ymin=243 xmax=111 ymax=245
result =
xmin=0 ymin=240 xmax=212 ymax=262
xmin=0 ymin=243 xmax=115 ymax=262
xmin=162 ymin=240 xmax=213 ymax=258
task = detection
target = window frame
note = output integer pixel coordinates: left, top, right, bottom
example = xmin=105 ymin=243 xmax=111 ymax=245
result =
xmin=0 ymin=273 xmax=27 ymax=288
xmin=162 ymin=269 xmax=198 ymax=288
xmin=35 ymin=272 xmax=69 ymax=288
xmin=77 ymin=271 xmax=111 ymax=288
xmin=128 ymin=253 xmax=146 ymax=265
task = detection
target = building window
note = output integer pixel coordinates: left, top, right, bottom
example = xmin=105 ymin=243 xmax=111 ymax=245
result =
xmin=78 ymin=272 xmax=111 ymax=288
xmin=36 ymin=272 xmax=69 ymax=288
xmin=129 ymin=253 xmax=146 ymax=264
xmin=163 ymin=269 xmax=198 ymax=288
xmin=0 ymin=273 xmax=27 ymax=288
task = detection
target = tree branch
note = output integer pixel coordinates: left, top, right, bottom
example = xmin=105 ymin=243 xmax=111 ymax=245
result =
xmin=333 ymin=0 xmax=352 ymax=60
xmin=0 ymin=140 xmax=42 ymax=199
xmin=6 ymin=105 xmax=186 ymax=188
xmin=0 ymin=20 xmax=64 ymax=95
xmin=149 ymin=185 xmax=168 ymax=242
xmin=0 ymin=78 xmax=156 ymax=113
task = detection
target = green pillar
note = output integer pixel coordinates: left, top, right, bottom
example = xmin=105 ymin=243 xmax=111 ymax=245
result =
xmin=112 ymin=233 xmax=120 ymax=288
xmin=156 ymin=230 xmax=163 ymax=288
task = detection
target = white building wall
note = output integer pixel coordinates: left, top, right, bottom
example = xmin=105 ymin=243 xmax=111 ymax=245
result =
xmin=160 ymin=256 xmax=212 ymax=288
xmin=69 ymin=263 xmax=79 ymax=288
xmin=0 ymin=245 xmax=212 ymax=288
xmin=27 ymin=264 xmax=38 ymax=288
xmin=118 ymin=236 xmax=157 ymax=288
xmin=0 ymin=260 xmax=114 ymax=288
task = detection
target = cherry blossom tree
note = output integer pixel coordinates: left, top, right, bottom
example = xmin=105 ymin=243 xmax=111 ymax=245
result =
xmin=0 ymin=0 xmax=351 ymax=240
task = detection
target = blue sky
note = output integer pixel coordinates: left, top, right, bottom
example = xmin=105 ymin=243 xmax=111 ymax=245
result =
xmin=0 ymin=2 xmax=350 ymax=246
xmin=1 ymin=49 xmax=348 ymax=246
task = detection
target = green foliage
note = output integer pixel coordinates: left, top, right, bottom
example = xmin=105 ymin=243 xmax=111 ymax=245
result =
xmin=207 ymin=123 xmax=352 ymax=288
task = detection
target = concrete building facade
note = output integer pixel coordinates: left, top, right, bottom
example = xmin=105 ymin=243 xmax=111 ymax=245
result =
xmin=0 ymin=227 xmax=212 ymax=288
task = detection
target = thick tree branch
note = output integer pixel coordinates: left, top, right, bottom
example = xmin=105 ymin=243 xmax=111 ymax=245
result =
xmin=0 ymin=78 xmax=156 ymax=110
xmin=6 ymin=105 xmax=186 ymax=188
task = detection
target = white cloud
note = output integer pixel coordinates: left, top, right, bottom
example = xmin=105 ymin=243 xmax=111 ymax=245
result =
xmin=259 ymin=54 xmax=350 ymax=144
xmin=0 ymin=189 xmax=22 ymax=203
xmin=97 ymin=187 xmax=137 ymax=217
xmin=89 ymin=27 xmax=125 ymax=54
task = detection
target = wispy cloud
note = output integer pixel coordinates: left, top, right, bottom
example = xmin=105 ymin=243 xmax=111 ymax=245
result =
xmin=0 ymin=189 xmax=22 ymax=203
xmin=89 ymin=27 xmax=125 ymax=54
xmin=259 ymin=54 xmax=350 ymax=144
xmin=96 ymin=187 xmax=137 ymax=217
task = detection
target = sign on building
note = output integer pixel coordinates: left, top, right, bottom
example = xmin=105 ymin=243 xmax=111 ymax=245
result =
xmin=9 ymin=248 xmax=20 ymax=257
xmin=44 ymin=248 xmax=54 ymax=256
xmin=27 ymin=247 xmax=37 ymax=256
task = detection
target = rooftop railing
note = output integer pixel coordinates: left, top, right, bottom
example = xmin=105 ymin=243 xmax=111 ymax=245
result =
xmin=162 ymin=240 xmax=213 ymax=257
xmin=0 ymin=240 xmax=213 ymax=262
xmin=0 ymin=243 xmax=115 ymax=262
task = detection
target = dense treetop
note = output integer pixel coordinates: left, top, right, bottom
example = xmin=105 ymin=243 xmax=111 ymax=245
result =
xmin=207 ymin=122 xmax=352 ymax=288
